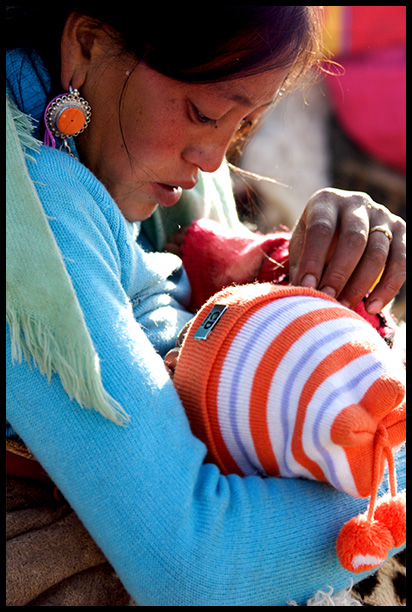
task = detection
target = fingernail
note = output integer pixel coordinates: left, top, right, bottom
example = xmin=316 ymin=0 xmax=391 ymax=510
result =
xmin=319 ymin=286 xmax=337 ymax=299
xmin=339 ymin=299 xmax=351 ymax=309
xmin=366 ymin=299 xmax=384 ymax=315
xmin=301 ymin=274 xmax=317 ymax=289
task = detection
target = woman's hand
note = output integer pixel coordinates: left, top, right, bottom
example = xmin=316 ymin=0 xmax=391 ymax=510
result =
xmin=289 ymin=188 xmax=406 ymax=314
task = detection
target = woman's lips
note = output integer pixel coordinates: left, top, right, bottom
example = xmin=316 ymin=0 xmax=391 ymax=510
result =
xmin=152 ymin=183 xmax=183 ymax=207
xmin=152 ymin=177 xmax=198 ymax=207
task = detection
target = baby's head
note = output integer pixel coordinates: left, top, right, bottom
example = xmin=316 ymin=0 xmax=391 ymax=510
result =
xmin=167 ymin=283 xmax=405 ymax=497
xmin=168 ymin=282 xmax=406 ymax=574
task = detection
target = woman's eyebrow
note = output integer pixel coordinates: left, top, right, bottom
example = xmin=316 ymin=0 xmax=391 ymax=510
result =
xmin=227 ymin=93 xmax=274 ymax=109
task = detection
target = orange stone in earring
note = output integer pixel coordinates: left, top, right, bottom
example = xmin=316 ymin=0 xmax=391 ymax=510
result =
xmin=44 ymin=86 xmax=91 ymax=142
xmin=56 ymin=105 xmax=88 ymax=135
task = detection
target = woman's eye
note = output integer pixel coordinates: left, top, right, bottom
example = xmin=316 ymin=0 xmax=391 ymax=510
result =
xmin=189 ymin=102 xmax=253 ymax=131
xmin=191 ymin=103 xmax=217 ymax=127
xmin=197 ymin=109 xmax=213 ymax=124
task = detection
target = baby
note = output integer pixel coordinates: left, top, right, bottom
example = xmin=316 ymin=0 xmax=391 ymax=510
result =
xmin=165 ymin=283 xmax=406 ymax=572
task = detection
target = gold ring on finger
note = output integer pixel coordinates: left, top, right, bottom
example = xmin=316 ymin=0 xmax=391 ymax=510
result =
xmin=369 ymin=225 xmax=393 ymax=242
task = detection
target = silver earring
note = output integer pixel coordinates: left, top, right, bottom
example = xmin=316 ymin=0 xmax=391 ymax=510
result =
xmin=44 ymin=85 xmax=91 ymax=154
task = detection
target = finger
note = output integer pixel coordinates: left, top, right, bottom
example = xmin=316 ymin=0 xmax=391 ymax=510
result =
xmin=364 ymin=219 xmax=406 ymax=314
xmin=289 ymin=193 xmax=338 ymax=288
xmin=177 ymin=320 xmax=192 ymax=346
xmin=318 ymin=199 xmax=370 ymax=299
xmin=164 ymin=347 xmax=181 ymax=377
xmin=335 ymin=227 xmax=392 ymax=308
xmin=288 ymin=220 xmax=305 ymax=286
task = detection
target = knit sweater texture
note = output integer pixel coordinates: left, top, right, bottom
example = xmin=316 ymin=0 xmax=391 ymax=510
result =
xmin=6 ymin=48 xmax=406 ymax=606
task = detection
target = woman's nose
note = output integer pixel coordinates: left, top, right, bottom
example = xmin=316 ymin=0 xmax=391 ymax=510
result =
xmin=182 ymin=140 xmax=230 ymax=174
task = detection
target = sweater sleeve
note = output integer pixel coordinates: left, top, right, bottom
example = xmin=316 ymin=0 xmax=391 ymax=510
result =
xmin=6 ymin=152 xmax=406 ymax=606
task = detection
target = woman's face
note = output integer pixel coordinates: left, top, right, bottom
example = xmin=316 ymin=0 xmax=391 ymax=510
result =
xmin=76 ymin=42 xmax=285 ymax=221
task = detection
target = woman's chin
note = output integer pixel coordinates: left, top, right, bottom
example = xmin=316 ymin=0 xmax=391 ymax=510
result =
xmin=115 ymin=195 xmax=159 ymax=223
xmin=125 ymin=203 xmax=159 ymax=222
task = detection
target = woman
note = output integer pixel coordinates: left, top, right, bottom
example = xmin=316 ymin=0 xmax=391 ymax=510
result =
xmin=6 ymin=6 xmax=406 ymax=606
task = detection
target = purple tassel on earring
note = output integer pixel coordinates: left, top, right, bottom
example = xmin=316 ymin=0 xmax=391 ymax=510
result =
xmin=43 ymin=96 xmax=59 ymax=148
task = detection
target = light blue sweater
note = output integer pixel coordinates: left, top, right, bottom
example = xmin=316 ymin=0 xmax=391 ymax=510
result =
xmin=6 ymin=49 xmax=406 ymax=606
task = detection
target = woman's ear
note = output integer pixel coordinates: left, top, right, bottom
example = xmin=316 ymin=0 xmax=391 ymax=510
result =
xmin=60 ymin=12 xmax=103 ymax=91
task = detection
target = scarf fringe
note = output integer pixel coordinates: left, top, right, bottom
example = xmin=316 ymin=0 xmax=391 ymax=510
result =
xmin=7 ymin=300 xmax=130 ymax=427
xmin=8 ymin=100 xmax=41 ymax=161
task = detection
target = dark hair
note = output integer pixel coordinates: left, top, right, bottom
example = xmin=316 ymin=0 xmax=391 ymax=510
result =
xmin=7 ymin=5 xmax=324 ymax=153
xmin=7 ymin=5 xmax=323 ymax=85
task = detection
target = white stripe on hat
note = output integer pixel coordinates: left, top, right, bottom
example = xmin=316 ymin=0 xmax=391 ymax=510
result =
xmin=215 ymin=294 xmax=398 ymax=493
xmin=266 ymin=316 xmax=374 ymax=483
xmin=216 ymin=295 xmax=345 ymax=476
xmin=301 ymin=353 xmax=392 ymax=496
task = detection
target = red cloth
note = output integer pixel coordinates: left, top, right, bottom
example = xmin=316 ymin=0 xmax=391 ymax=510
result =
xmin=179 ymin=218 xmax=289 ymax=310
xmin=353 ymin=300 xmax=395 ymax=347
xmin=336 ymin=7 xmax=406 ymax=56
xmin=327 ymin=46 xmax=405 ymax=173
xmin=326 ymin=6 xmax=406 ymax=173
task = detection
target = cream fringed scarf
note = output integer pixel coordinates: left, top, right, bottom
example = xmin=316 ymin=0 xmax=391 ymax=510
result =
xmin=6 ymin=95 xmax=130 ymax=426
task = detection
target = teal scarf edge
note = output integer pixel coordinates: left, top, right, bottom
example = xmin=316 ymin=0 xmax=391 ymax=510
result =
xmin=6 ymin=95 xmax=130 ymax=426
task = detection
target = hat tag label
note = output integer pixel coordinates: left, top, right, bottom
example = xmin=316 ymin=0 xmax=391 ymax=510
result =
xmin=194 ymin=304 xmax=228 ymax=340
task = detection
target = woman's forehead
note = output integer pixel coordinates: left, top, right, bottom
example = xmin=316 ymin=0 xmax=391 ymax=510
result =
xmin=192 ymin=71 xmax=285 ymax=109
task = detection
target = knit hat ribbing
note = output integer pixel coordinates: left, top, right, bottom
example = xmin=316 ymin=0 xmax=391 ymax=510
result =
xmin=174 ymin=283 xmax=405 ymax=495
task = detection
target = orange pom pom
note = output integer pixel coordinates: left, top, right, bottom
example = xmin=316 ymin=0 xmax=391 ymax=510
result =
xmin=374 ymin=492 xmax=406 ymax=547
xmin=336 ymin=514 xmax=394 ymax=573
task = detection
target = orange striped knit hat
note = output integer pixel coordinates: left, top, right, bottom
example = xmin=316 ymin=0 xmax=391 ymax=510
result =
xmin=173 ymin=283 xmax=406 ymax=572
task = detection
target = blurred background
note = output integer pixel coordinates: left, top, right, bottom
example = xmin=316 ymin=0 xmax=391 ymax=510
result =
xmin=231 ymin=6 xmax=405 ymax=319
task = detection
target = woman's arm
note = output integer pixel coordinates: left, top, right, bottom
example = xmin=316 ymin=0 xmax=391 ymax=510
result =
xmin=6 ymin=152 xmax=405 ymax=606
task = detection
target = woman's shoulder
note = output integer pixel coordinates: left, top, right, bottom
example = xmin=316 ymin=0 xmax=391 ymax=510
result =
xmin=29 ymin=147 xmax=113 ymax=211
xmin=26 ymin=146 xmax=140 ymax=285
xmin=27 ymin=146 xmax=129 ymax=244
